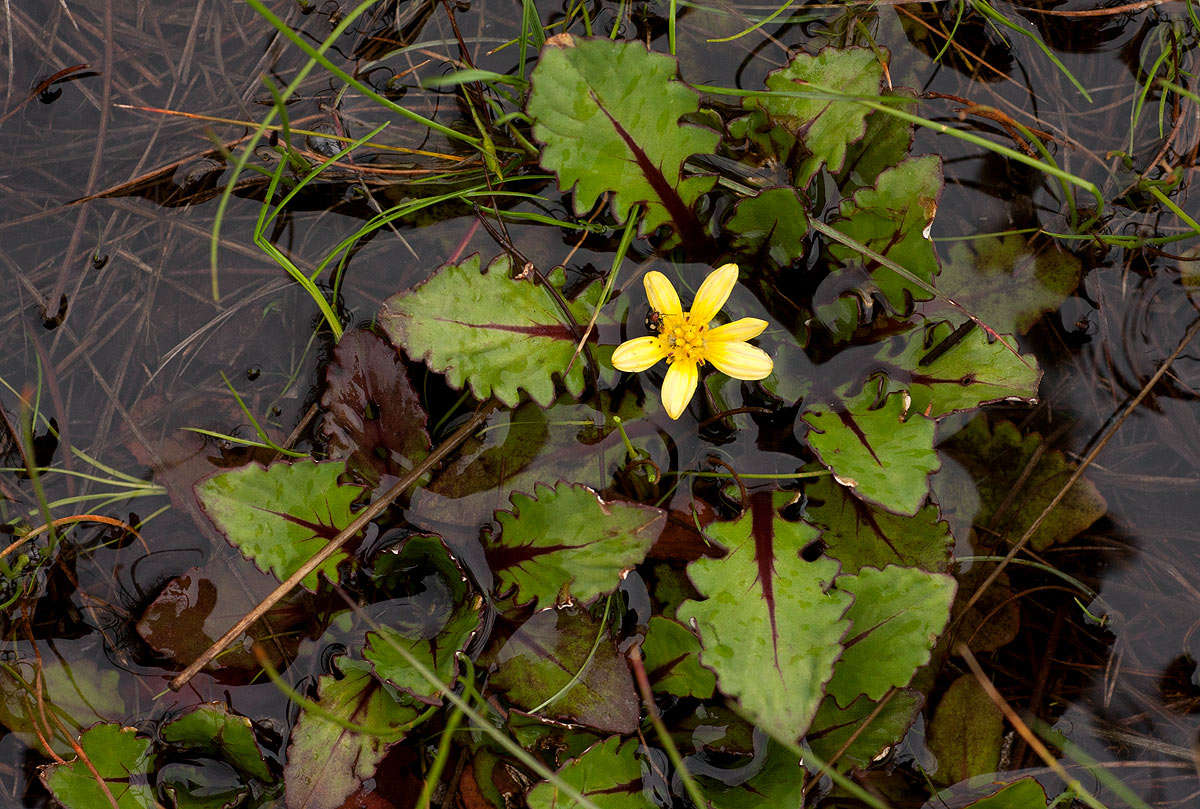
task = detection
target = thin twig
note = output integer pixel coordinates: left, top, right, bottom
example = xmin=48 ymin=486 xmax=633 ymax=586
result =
xmin=169 ymin=399 xmax=496 ymax=691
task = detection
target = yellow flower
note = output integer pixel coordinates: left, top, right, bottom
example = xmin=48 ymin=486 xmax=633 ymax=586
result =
xmin=611 ymin=263 xmax=773 ymax=420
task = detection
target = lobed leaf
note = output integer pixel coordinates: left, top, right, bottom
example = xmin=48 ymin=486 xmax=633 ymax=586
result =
xmin=726 ymin=187 xmax=809 ymax=266
xmin=195 ymin=460 xmax=363 ymax=591
xmin=802 ymin=388 xmax=939 ymax=517
xmin=526 ymin=736 xmax=646 ymax=809
xmin=161 ymin=703 xmax=271 ymax=781
xmin=489 ymin=482 xmax=665 ymax=609
xmin=379 ymin=255 xmax=611 ymax=408
xmin=677 ymin=493 xmax=852 ymax=742
xmin=806 ymin=689 xmax=923 ymax=768
xmin=40 ymin=724 xmax=156 ymax=809
xmin=527 ymin=35 xmax=719 ymax=238
xmin=641 ymin=616 xmax=715 ymax=699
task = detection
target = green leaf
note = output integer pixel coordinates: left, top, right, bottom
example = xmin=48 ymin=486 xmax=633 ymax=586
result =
xmin=957 ymin=778 xmax=1049 ymax=808
xmin=363 ymin=535 xmax=482 ymax=703
xmin=837 ymin=89 xmax=918 ymax=191
xmin=283 ymin=658 xmax=421 ymax=809
xmin=318 ymin=328 xmax=430 ymax=487
xmin=0 ymin=658 xmax=125 ymax=757
xmin=364 ymin=607 xmax=480 ymax=706
xmin=527 ymin=35 xmax=718 ymax=238
xmin=195 ymin=460 xmax=363 ymax=591
xmin=491 ymin=605 xmax=639 ymax=734
xmin=641 ymin=616 xmax=715 ymax=699
xmin=489 ymin=483 xmax=665 ymax=609
xmin=806 ymin=689 xmax=923 ymax=768
xmin=802 ymin=388 xmax=939 ymax=516
xmin=826 ymin=566 xmax=955 ymax=705
xmin=926 ymin=674 xmax=1005 ymax=785
xmin=161 ymin=703 xmax=271 ymax=781
xmin=875 ymin=320 xmax=1041 ymax=417
xmin=828 ymin=156 xmax=943 ymax=313
xmin=726 ymin=187 xmax=809 ymax=266
xmin=941 ymin=417 xmax=1107 ymax=551
xmin=801 ymin=474 xmax=953 ymax=574
xmin=526 ymin=736 xmax=648 ymax=809
xmin=703 ymin=742 xmax=806 ymax=809
xmin=158 ymin=760 xmax=251 ymax=809
xmin=922 ymin=234 xmax=1081 ymax=337
xmin=676 ymin=493 xmax=852 ymax=742
xmin=747 ymin=47 xmax=884 ymax=183
xmin=40 ymin=724 xmax=156 ymax=809
xmin=379 ymin=255 xmax=613 ymax=408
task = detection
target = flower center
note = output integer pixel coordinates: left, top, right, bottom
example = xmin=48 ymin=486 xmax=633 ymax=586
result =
xmin=659 ymin=313 xmax=707 ymax=365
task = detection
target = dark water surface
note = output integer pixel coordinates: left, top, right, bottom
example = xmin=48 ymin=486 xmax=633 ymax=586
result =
xmin=2 ymin=0 xmax=1200 ymax=806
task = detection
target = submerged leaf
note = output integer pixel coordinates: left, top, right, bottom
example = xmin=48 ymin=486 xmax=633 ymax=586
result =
xmin=926 ymin=673 xmax=1004 ymax=785
xmin=489 ymin=483 xmax=665 ymax=609
xmin=527 ymin=35 xmax=718 ymax=238
xmin=491 ymin=605 xmax=639 ymax=734
xmin=703 ymin=742 xmax=806 ymax=809
xmin=40 ymin=724 xmax=156 ymax=809
xmin=379 ymin=255 xmax=611 ymax=408
xmin=801 ymin=474 xmax=953 ymax=574
xmin=941 ymin=417 xmax=1107 ymax=551
xmin=677 ymin=493 xmax=852 ymax=742
xmin=283 ymin=658 xmax=420 ymax=809
xmin=746 ymin=47 xmax=884 ymax=182
xmin=948 ymin=778 xmax=1050 ymax=808
xmin=875 ymin=320 xmax=1041 ymax=417
xmin=826 ymin=565 xmax=955 ymax=705
xmin=195 ymin=460 xmax=363 ymax=591
xmin=923 ymin=234 xmax=1082 ymax=335
xmin=0 ymin=658 xmax=125 ymax=757
xmin=526 ymin=736 xmax=646 ymax=809
xmin=802 ymin=388 xmax=939 ymax=517
xmin=319 ymin=329 xmax=430 ymax=487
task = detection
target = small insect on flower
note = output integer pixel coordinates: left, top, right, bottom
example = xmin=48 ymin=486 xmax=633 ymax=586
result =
xmin=611 ymin=263 xmax=773 ymax=420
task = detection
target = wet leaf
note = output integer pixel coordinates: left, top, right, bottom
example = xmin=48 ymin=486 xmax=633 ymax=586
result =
xmin=828 ymin=156 xmax=943 ymax=313
xmin=802 ymin=388 xmax=939 ymax=517
xmin=802 ymin=474 xmax=953 ymax=574
xmin=948 ymin=778 xmax=1049 ymax=808
xmin=491 ymin=605 xmax=639 ymax=735
xmin=136 ymin=563 xmax=312 ymax=682
xmin=747 ymin=46 xmax=884 ymax=182
xmin=941 ymin=417 xmax=1107 ymax=551
xmin=875 ymin=320 xmax=1041 ymax=417
xmin=195 ymin=460 xmax=363 ymax=590
xmin=837 ymin=89 xmax=918 ymax=191
xmin=364 ymin=607 xmax=481 ymax=705
xmin=319 ymin=329 xmax=430 ymax=487
xmin=806 ymin=689 xmax=923 ymax=768
xmin=923 ymin=234 xmax=1082 ymax=335
xmin=641 ymin=616 xmax=715 ymax=699
xmin=952 ymin=569 xmax=1020 ymax=653
xmin=527 ymin=35 xmax=718 ymax=238
xmin=676 ymin=493 xmax=852 ymax=742
xmin=0 ymin=658 xmax=125 ymax=757
xmin=283 ymin=658 xmax=420 ymax=809
xmin=40 ymin=724 xmax=156 ymax=809
xmin=702 ymin=742 xmax=806 ymax=809
xmin=826 ymin=566 xmax=955 ymax=705
xmin=525 ymin=736 xmax=646 ymax=809
xmin=726 ymin=187 xmax=808 ymax=266
xmin=488 ymin=483 xmax=665 ymax=609
xmin=161 ymin=703 xmax=271 ymax=781
xmin=158 ymin=759 xmax=250 ymax=809
xmin=364 ymin=535 xmax=481 ymax=703
xmin=379 ymin=256 xmax=612 ymax=408
xmin=926 ymin=674 xmax=1004 ymax=785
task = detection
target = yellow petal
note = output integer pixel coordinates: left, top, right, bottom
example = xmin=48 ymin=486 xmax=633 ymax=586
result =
xmin=660 ymin=360 xmax=699 ymax=420
xmin=611 ymin=336 xmax=667 ymax=372
xmin=706 ymin=341 xmax=773 ymax=381
xmin=643 ymin=271 xmax=682 ymax=315
xmin=707 ymin=317 xmax=767 ymax=343
xmin=689 ymin=263 xmax=739 ymax=325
